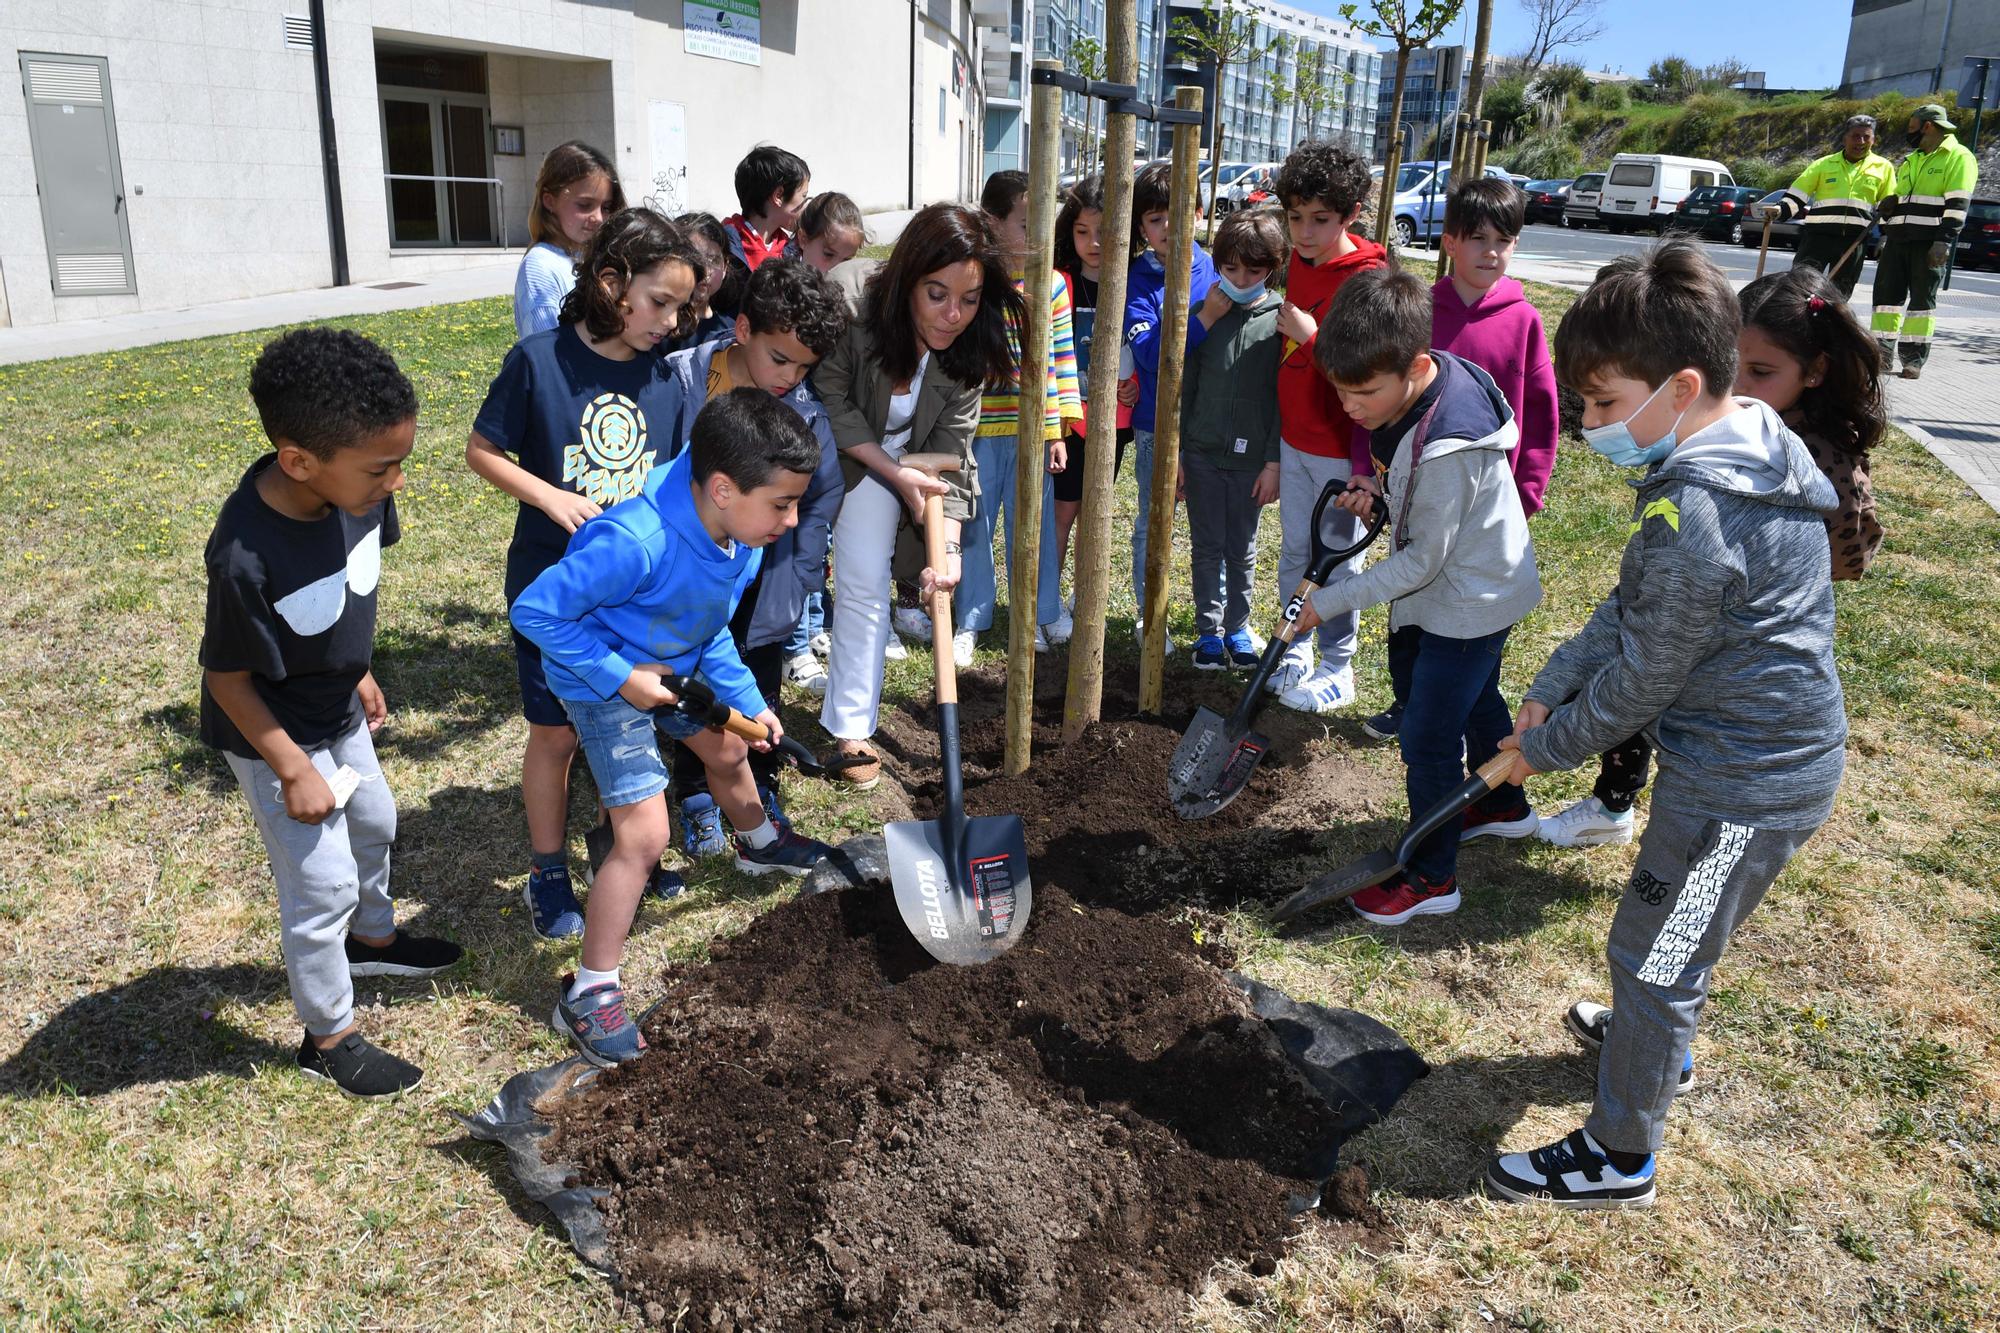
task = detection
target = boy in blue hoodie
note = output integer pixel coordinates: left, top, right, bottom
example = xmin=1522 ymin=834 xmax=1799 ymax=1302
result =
xmin=512 ymin=389 xmax=834 ymax=1066
xmin=1485 ymin=241 xmax=1846 ymax=1209
xmin=655 ymin=259 xmax=848 ymax=859
xmin=1123 ymin=161 xmax=1216 ymax=644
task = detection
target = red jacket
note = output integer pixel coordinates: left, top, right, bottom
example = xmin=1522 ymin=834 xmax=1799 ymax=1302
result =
xmin=1276 ymin=237 xmax=1387 ymax=469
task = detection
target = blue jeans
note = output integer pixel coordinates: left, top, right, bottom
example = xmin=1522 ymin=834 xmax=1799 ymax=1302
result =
xmin=782 ymin=592 xmax=825 ymax=657
xmin=1392 ymin=624 xmax=1517 ymax=884
xmin=957 ymin=435 xmax=1064 ymax=633
xmin=1129 ymin=428 xmax=1156 ymax=609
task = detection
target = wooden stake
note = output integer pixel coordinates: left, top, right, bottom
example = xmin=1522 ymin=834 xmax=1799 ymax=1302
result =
xmin=1004 ymin=62 xmax=1065 ymax=777
xmin=1138 ymin=84 xmax=1203 ymax=715
xmin=1063 ymin=0 xmax=1138 ymax=744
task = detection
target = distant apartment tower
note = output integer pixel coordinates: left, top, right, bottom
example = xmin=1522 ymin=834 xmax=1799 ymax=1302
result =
xmin=1373 ymin=44 xmax=1479 ymax=165
xmin=1841 ymin=0 xmax=2000 ymax=97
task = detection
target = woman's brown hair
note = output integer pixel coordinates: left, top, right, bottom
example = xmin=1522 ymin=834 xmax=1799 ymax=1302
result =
xmin=859 ymin=203 xmax=1024 ymax=389
xmin=528 ymin=140 xmax=624 ymax=249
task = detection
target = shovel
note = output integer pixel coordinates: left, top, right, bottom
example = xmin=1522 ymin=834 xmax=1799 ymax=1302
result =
xmin=658 ymin=672 xmax=826 ymax=778
xmin=1755 ymin=210 xmax=1775 ymax=279
xmin=882 ymin=455 xmax=1032 ymax=965
xmin=1273 ymin=752 xmax=1518 ymax=925
xmin=1168 ymin=483 xmax=1388 ymax=819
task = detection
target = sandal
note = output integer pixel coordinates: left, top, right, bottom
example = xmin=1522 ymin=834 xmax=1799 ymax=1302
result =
xmin=826 ymin=747 xmax=882 ymax=791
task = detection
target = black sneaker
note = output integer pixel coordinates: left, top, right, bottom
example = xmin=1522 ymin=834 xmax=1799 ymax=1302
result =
xmin=345 ymin=933 xmax=463 ymax=979
xmin=1485 ymin=1127 xmax=1656 ymax=1210
xmin=1362 ymin=700 xmax=1404 ymax=741
xmin=1566 ymin=1001 xmax=1695 ymax=1093
xmin=583 ymin=819 xmax=686 ymax=901
xmin=296 ymin=1031 xmax=424 ymax=1099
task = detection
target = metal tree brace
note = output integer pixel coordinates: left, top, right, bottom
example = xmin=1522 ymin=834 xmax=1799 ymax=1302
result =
xmin=1028 ymin=66 xmax=1204 ymax=126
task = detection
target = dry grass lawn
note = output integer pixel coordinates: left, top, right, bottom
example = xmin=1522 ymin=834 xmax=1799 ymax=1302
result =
xmin=0 ymin=281 xmax=1995 ymax=1331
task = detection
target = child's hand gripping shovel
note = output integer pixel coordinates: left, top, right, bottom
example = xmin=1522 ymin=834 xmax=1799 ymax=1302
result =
xmin=1272 ymin=752 xmax=1517 ymax=925
xmin=882 ymin=453 xmax=1033 ymax=965
xmin=656 ymin=672 xmax=826 ymax=778
xmin=1167 ymin=482 xmax=1389 ymax=820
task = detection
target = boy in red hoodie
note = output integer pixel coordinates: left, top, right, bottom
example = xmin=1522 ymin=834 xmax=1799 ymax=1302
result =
xmin=1271 ymin=141 xmax=1388 ymax=712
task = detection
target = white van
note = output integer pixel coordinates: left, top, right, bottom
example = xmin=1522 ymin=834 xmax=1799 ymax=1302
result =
xmin=1597 ymin=154 xmax=1734 ymax=233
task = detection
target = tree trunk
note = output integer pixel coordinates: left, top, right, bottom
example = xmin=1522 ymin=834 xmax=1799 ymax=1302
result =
xmin=1463 ymin=0 xmax=1496 ymax=130
xmin=1205 ymin=59 xmax=1227 ymax=245
xmin=1377 ymin=44 xmax=1412 ymax=255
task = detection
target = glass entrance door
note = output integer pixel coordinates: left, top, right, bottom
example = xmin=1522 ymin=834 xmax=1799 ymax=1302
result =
xmin=379 ymin=89 xmax=493 ymax=247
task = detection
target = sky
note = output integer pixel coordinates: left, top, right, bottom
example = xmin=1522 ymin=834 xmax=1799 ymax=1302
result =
xmin=1285 ymin=0 xmax=1852 ymax=90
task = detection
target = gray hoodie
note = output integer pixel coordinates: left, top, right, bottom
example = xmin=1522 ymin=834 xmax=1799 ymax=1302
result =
xmin=1308 ymin=350 xmax=1542 ymax=639
xmin=1521 ymin=398 xmax=1846 ymax=830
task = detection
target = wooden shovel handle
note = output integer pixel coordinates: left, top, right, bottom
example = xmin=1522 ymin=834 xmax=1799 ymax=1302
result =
xmin=1475 ymin=751 xmax=1517 ymax=787
xmin=920 ymin=491 xmax=958 ymax=707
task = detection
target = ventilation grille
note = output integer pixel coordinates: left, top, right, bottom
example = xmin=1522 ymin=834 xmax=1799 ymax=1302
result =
xmin=55 ymin=254 xmax=131 ymax=292
xmin=25 ymin=60 xmax=103 ymax=105
xmin=283 ymin=15 xmax=314 ymax=50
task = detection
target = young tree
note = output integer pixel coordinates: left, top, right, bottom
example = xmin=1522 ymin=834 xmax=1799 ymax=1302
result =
xmin=1342 ymin=0 xmax=1467 ymax=255
xmin=1068 ymin=35 xmax=1106 ymax=175
xmin=1646 ymin=54 xmax=1699 ymax=103
xmin=1167 ymin=0 xmax=1265 ymax=240
xmin=1272 ymin=36 xmax=1348 ymax=147
xmin=1515 ymin=0 xmax=1606 ymax=76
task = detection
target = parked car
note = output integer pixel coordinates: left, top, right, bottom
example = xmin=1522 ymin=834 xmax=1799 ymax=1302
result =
xmin=1598 ymin=153 xmax=1734 ymax=233
xmin=1200 ymin=160 xmax=1256 ymax=210
xmin=1389 ymin=160 xmax=1513 ymax=247
xmin=1740 ymin=189 xmax=1883 ymax=259
xmin=1523 ymin=179 xmax=1572 ymax=225
xmin=1564 ymin=172 xmax=1606 ymax=228
xmin=1668 ymin=185 xmax=1766 ymax=244
xmin=1507 ymin=173 xmax=1532 ymax=191
xmin=1953 ymin=198 xmax=2000 ymax=269
xmin=1221 ymin=161 xmax=1282 ymax=213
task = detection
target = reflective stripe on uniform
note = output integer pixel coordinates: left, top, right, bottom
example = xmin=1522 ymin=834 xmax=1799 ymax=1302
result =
xmin=1870 ymin=308 xmax=1904 ymax=335
xmin=1901 ymin=315 xmax=1936 ymax=341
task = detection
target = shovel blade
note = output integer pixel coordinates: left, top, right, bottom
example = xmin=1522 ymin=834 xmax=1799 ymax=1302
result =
xmin=1272 ymin=848 xmax=1403 ymax=925
xmin=885 ymin=814 xmax=1033 ymax=965
xmin=1168 ymin=706 xmax=1270 ymax=820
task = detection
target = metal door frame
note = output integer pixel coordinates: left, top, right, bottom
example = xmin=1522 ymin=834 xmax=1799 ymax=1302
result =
xmin=18 ymin=51 xmax=137 ymax=296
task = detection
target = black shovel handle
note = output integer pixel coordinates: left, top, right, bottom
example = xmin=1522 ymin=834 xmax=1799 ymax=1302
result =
xmin=1225 ymin=487 xmax=1389 ymax=734
xmin=656 ymin=672 xmax=826 ymax=778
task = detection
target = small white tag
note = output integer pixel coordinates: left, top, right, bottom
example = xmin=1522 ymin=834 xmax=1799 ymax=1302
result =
xmin=1233 ymin=437 xmax=1249 ymax=454
xmin=327 ymin=765 xmax=361 ymax=809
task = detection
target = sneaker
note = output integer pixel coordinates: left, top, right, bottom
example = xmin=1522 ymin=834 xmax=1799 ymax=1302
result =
xmin=809 ymin=630 xmax=831 ymax=658
xmin=783 ymin=651 xmax=829 ymax=696
xmin=1224 ymin=628 xmax=1265 ymax=669
xmin=523 ymin=864 xmax=585 ymax=940
xmin=1192 ymin=635 xmax=1228 ymax=670
xmin=1485 ymin=1128 xmax=1657 ymax=1210
xmin=952 ymin=628 xmax=978 ymax=668
xmin=1265 ymin=644 xmax=1315 ymax=696
xmin=1565 ymin=1001 xmax=1695 ymax=1093
xmin=553 ymin=976 xmax=648 ymax=1067
xmin=883 ymin=634 xmax=908 ymax=662
xmin=1351 ymin=871 xmax=1461 ymax=925
xmin=893 ymin=605 xmax=933 ymax=642
xmin=735 ymin=827 xmax=835 ymax=878
xmin=1133 ymin=621 xmax=1175 ymax=656
xmin=582 ymin=821 xmax=684 ymax=900
xmin=1536 ymin=796 xmax=1635 ymax=847
xmin=1277 ymin=663 xmax=1356 ymax=715
xmin=757 ymin=783 xmax=789 ymax=831
xmin=1044 ymin=607 xmax=1074 ymax=645
xmin=345 ymin=932 xmax=462 ymax=979
xmin=680 ymin=794 xmax=730 ymax=859
xmin=1461 ymin=800 xmax=1540 ymax=842
xmin=1034 ymin=623 xmax=1052 ymax=654
xmin=1898 ymin=365 xmax=1922 ymax=380
xmin=1362 ymin=700 xmax=1404 ymax=741
xmin=297 ymin=1031 xmax=424 ymax=1099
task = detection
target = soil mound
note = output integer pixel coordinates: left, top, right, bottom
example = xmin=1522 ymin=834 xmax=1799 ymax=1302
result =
xmin=548 ymin=883 xmax=1391 ymax=1331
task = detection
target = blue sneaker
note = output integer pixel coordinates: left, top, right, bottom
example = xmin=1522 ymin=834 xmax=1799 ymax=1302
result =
xmin=735 ymin=827 xmax=834 ymax=878
xmin=1192 ymin=635 xmax=1227 ymax=670
xmin=552 ymin=976 xmax=648 ymax=1067
xmin=523 ymin=865 xmax=584 ymax=940
xmin=1485 ymin=1127 xmax=1656 ymax=1209
xmin=1224 ymin=627 xmax=1264 ymax=669
xmin=757 ymin=783 xmax=790 ymax=832
xmin=680 ymin=794 xmax=729 ymax=859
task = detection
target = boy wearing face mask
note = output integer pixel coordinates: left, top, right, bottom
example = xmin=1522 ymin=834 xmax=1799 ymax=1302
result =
xmin=1483 ymin=241 xmax=1846 ymax=1211
xmin=1178 ymin=208 xmax=1287 ymax=670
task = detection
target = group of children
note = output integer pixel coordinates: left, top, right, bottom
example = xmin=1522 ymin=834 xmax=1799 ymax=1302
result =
xmin=201 ymin=129 xmax=1888 ymax=1211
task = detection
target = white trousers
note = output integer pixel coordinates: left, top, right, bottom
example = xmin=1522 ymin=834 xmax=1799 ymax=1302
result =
xmin=820 ymin=468 xmax=908 ymax=741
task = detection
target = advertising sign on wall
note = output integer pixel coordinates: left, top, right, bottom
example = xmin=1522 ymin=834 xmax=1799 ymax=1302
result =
xmin=684 ymin=1 xmax=762 ymax=67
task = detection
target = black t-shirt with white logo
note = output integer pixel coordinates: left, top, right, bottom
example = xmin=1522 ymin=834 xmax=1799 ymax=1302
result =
xmin=198 ymin=454 xmax=399 ymax=760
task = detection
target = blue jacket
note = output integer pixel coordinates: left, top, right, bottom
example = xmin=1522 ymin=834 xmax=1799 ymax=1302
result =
xmin=1123 ymin=242 xmax=1217 ymax=431
xmin=509 ymin=452 xmax=765 ymax=715
xmin=661 ymin=337 xmax=844 ymax=650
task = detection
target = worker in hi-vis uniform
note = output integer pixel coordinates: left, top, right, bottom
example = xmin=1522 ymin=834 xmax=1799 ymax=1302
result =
xmin=1870 ymin=103 xmax=1979 ymax=380
xmin=1761 ymin=114 xmax=1895 ymax=299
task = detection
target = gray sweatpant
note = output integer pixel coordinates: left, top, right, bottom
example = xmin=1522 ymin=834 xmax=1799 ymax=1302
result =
xmin=1276 ymin=442 xmax=1363 ymax=670
xmin=1183 ymin=453 xmax=1263 ymax=639
xmin=1588 ymin=800 xmax=1818 ymax=1154
xmin=225 ymin=721 xmax=397 ymax=1037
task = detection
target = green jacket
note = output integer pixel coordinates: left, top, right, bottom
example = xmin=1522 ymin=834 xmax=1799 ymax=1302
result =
xmin=1179 ymin=293 xmax=1282 ymax=471
xmin=1882 ymin=133 xmax=1979 ymax=243
xmin=1774 ymin=149 xmax=1896 ymax=234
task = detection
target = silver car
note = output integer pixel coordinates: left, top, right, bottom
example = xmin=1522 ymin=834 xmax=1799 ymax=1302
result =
xmin=1564 ymin=172 xmax=1605 ymax=229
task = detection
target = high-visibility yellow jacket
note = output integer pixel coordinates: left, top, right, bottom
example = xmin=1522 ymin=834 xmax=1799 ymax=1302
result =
xmin=1772 ymin=150 xmax=1896 ymax=234
xmin=1881 ymin=133 xmax=1980 ymax=243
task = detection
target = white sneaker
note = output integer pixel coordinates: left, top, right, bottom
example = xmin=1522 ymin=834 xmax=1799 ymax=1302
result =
xmin=808 ymin=630 xmax=831 ymax=658
xmin=1536 ymin=796 xmax=1635 ymax=847
xmin=952 ymin=628 xmax=977 ymax=668
xmin=883 ymin=634 xmax=908 ymax=661
xmin=1044 ymin=607 xmax=1074 ymax=645
xmin=1133 ymin=621 xmax=1176 ymax=656
xmin=1277 ymin=663 xmax=1356 ymax=715
xmin=892 ymin=605 xmax=932 ymax=642
xmin=1034 ymin=623 xmax=1051 ymax=653
xmin=782 ymin=651 xmax=828 ymax=696
xmin=1265 ymin=643 xmax=1315 ymax=695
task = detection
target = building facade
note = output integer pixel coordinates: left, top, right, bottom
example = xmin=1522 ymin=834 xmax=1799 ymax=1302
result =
xmin=2 ymin=1 xmax=1003 ymax=329
xmin=1373 ymin=44 xmax=1476 ymax=165
xmin=1841 ymin=0 xmax=2000 ymax=99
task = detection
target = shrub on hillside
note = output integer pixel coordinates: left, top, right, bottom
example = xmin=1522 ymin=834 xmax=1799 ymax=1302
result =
xmin=1730 ymin=158 xmax=1804 ymax=193
xmin=1505 ymin=132 xmax=1583 ymax=181
xmin=1590 ymin=81 xmax=1630 ymax=112
xmin=1665 ymin=92 xmax=1746 ymax=155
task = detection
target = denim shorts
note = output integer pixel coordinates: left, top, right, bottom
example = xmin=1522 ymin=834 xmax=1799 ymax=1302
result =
xmin=561 ymin=695 xmax=707 ymax=809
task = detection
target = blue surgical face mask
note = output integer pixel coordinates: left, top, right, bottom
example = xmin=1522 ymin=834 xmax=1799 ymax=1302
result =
xmin=1216 ymin=273 xmax=1268 ymax=304
xmin=1581 ymin=376 xmax=1690 ymax=468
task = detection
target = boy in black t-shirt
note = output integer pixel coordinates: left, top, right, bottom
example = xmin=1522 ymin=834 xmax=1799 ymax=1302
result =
xmin=200 ymin=328 xmax=462 ymax=1099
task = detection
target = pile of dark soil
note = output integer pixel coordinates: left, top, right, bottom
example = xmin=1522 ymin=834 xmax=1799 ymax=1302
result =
xmin=548 ymin=878 xmax=1396 ymax=1331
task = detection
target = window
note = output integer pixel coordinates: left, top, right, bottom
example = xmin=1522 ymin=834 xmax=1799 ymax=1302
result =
xmin=1691 ymin=169 xmax=1715 ymax=188
xmin=1608 ymin=162 xmax=1654 ymax=186
xmin=939 ymin=86 xmax=947 ymax=134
